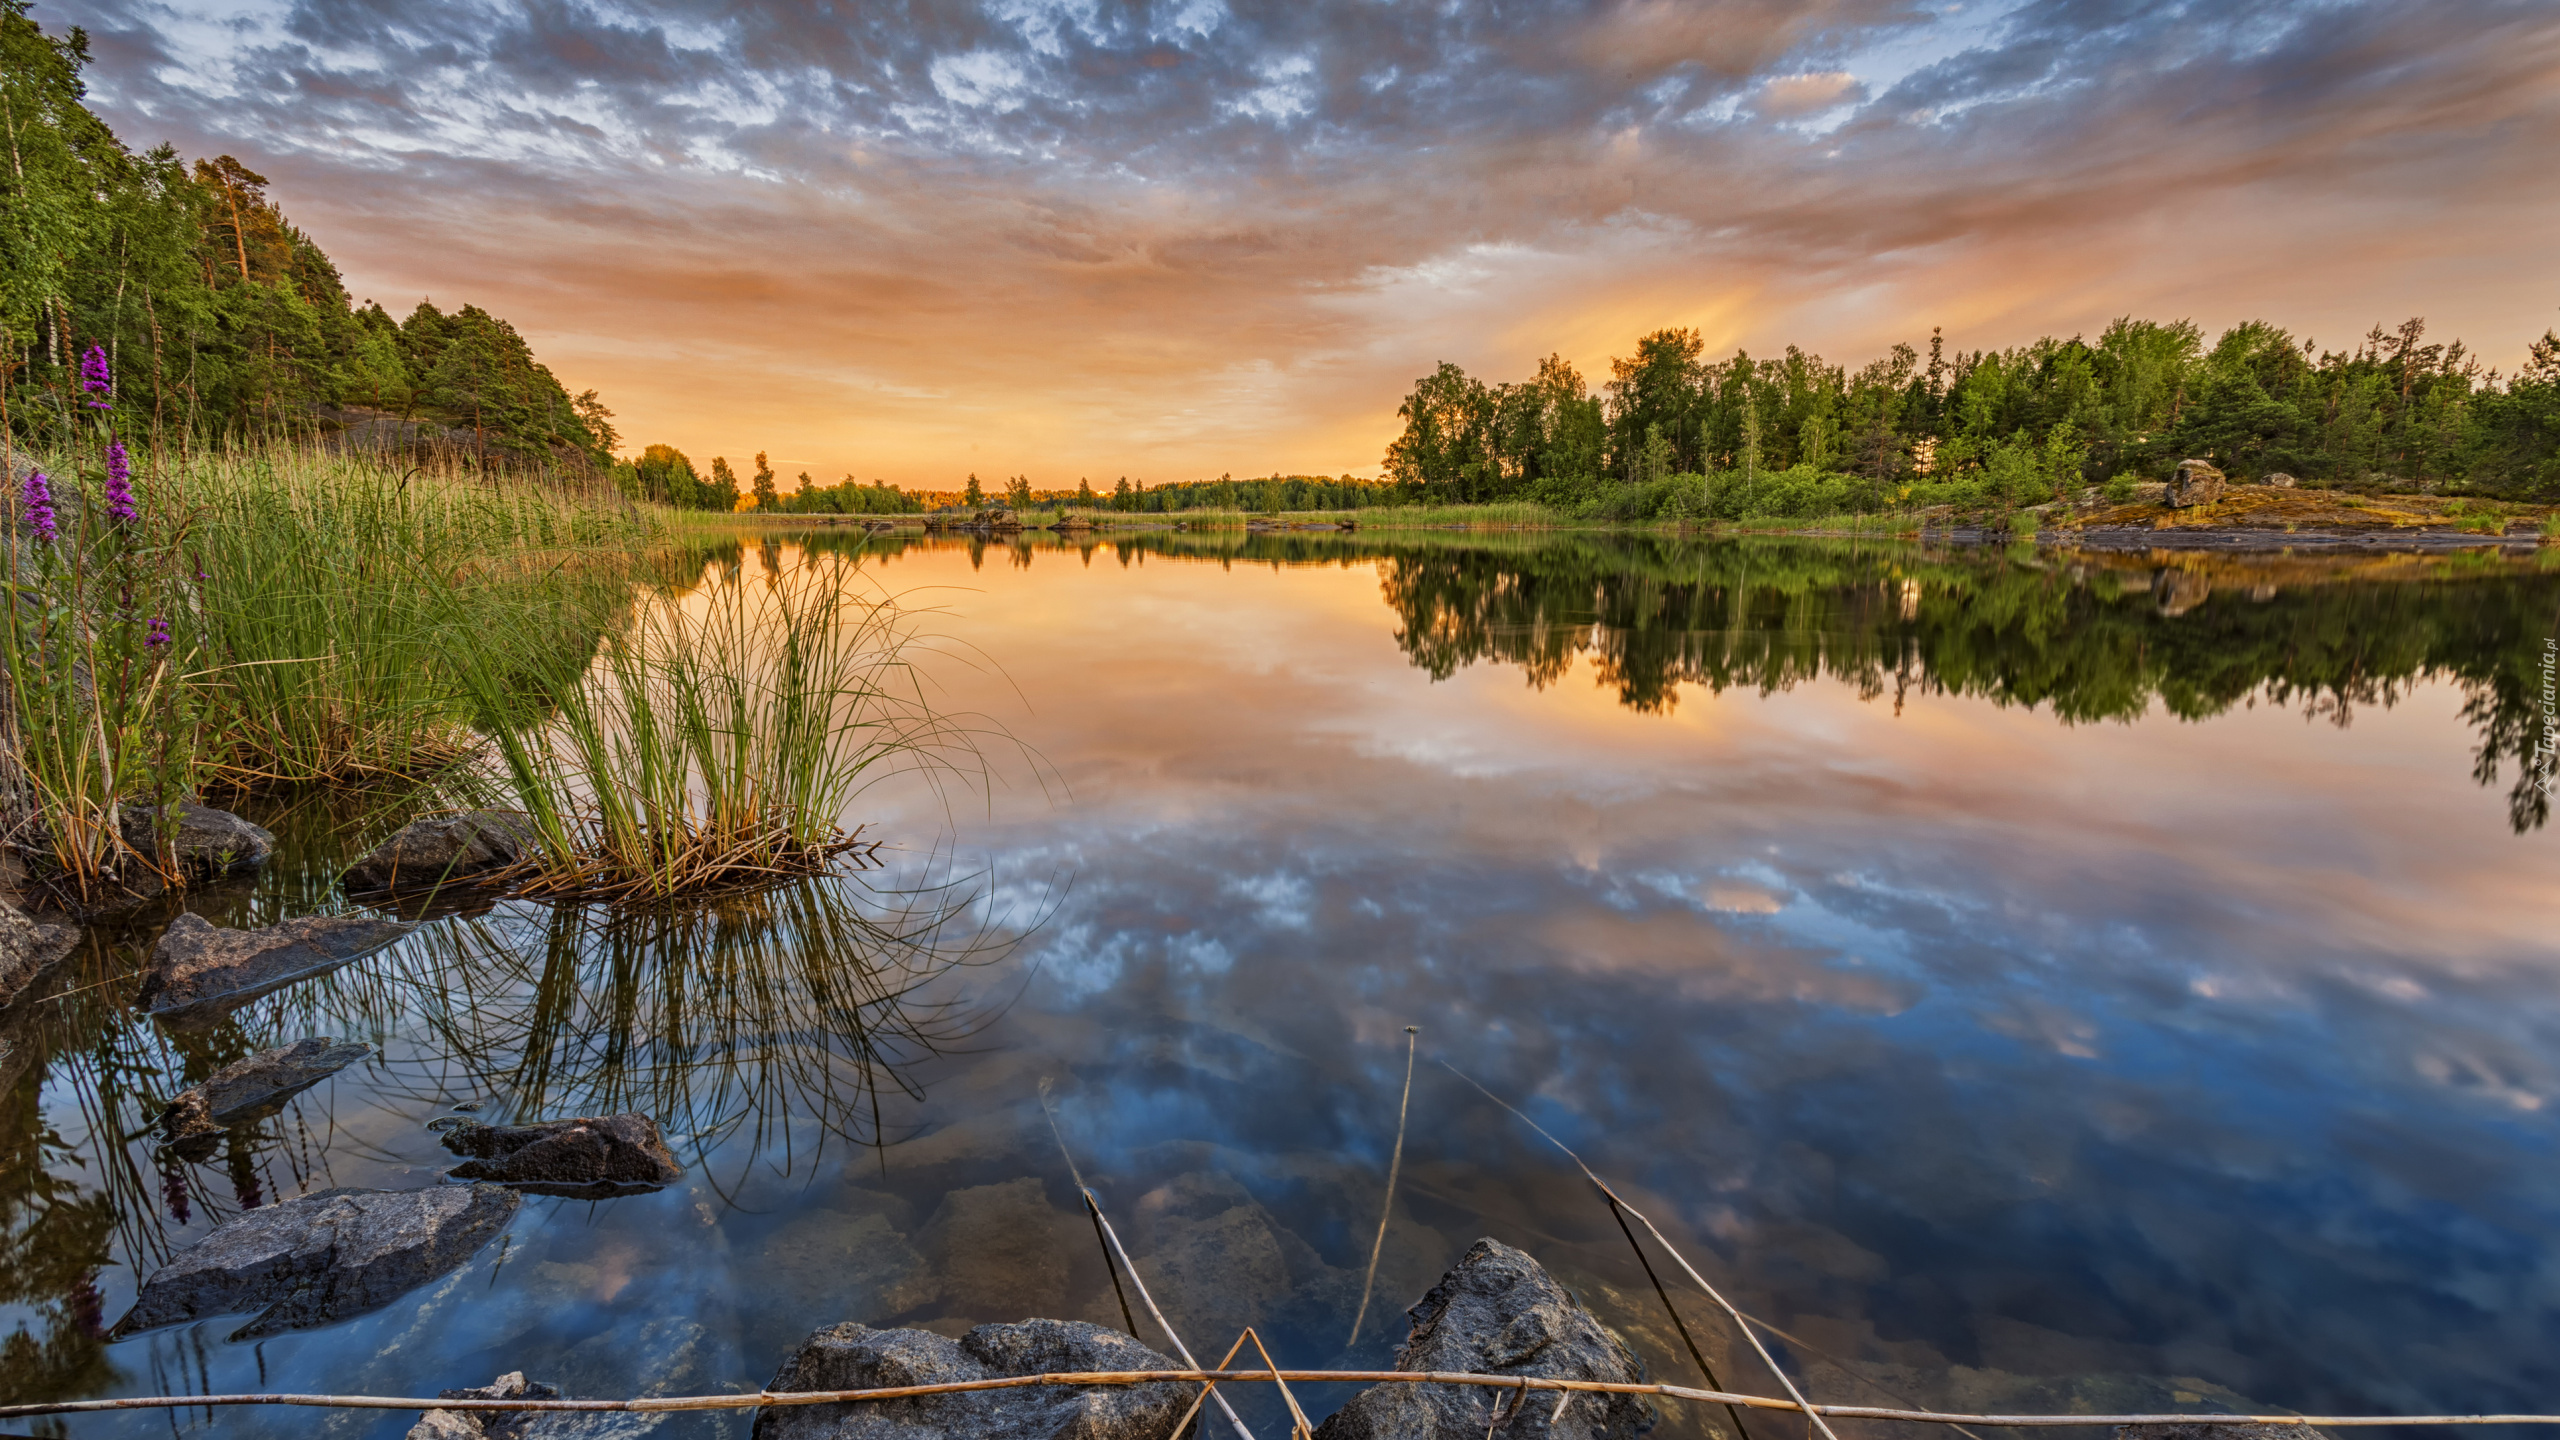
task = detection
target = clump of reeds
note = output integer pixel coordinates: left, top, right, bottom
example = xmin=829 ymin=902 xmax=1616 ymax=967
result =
xmin=466 ymin=556 xmax=984 ymax=901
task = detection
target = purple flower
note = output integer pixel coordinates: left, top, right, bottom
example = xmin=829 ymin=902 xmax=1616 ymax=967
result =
xmin=22 ymin=470 xmax=57 ymax=544
xmin=145 ymin=615 xmax=171 ymax=649
xmin=79 ymin=346 xmax=113 ymax=408
xmin=104 ymin=440 xmax=136 ymax=523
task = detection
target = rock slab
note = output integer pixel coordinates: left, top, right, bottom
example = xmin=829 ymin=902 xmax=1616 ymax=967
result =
xmin=754 ymin=1318 xmax=1190 ymax=1440
xmin=139 ymin=912 xmax=413 ymax=1024
xmin=439 ymin=1113 xmax=684 ymax=1192
xmin=345 ymin=811 xmax=539 ymax=892
xmin=0 ymin=896 xmax=79 ymax=1011
xmin=406 ymin=1370 xmax=563 ymax=1440
xmin=1312 ymin=1237 xmax=1655 ymax=1440
xmin=120 ymin=800 xmax=276 ymax=878
xmin=2167 ymin=459 xmax=2228 ymax=508
xmin=161 ymin=1037 xmax=374 ymax=1149
xmin=111 ymin=1184 xmax=519 ymax=1340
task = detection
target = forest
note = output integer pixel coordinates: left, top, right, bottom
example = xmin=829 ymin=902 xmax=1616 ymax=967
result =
xmin=0 ymin=4 xmax=609 ymax=464
xmin=1383 ymin=318 xmax=2560 ymax=519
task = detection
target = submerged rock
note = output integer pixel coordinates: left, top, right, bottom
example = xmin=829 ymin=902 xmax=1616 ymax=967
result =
xmin=111 ymin=1183 xmax=519 ymax=1340
xmin=2166 ymin=459 xmax=2228 ymax=508
xmin=0 ymin=896 xmax=79 ymax=1011
xmin=754 ymin=1318 xmax=1190 ymax=1440
xmin=161 ymin=1037 xmax=373 ymax=1151
xmin=913 ymin=1177 xmax=1077 ymax=1319
xmin=1312 ymin=1237 xmax=1655 ymax=1440
xmin=139 ymin=912 xmax=413 ymax=1026
xmin=406 ymin=1371 xmax=563 ymax=1440
xmin=438 ymin=1113 xmax=684 ymax=1194
xmin=345 ymin=811 xmax=539 ymax=893
xmin=119 ymin=800 xmax=276 ymax=879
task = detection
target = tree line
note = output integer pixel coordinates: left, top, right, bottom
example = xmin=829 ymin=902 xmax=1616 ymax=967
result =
xmin=1383 ymin=316 xmax=2560 ymax=518
xmin=0 ymin=3 xmax=610 ymax=464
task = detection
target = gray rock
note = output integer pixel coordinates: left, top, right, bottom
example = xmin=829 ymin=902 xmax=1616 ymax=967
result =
xmin=2263 ymin=473 xmax=2298 ymax=489
xmin=406 ymin=1371 xmax=563 ymax=1440
xmin=1312 ymin=1237 xmax=1655 ymax=1440
xmin=2166 ymin=459 xmax=2228 ymax=508
xmin=111 ymin=1183 xmax=519 ymax=1340
xmin=345 ymin=811 xmax=538 ymax=892
xmin=754 ymin=1318 xmax=1190 ymax=1440
xmin=120 ymin=800 xmax=275 ymax=878
xmin=138 ymin=912 xmax=412 ymax=1026
xmin=2119 ymin=1426 xmax=2325 ymax=1440
xmin=161 ymin=1037 xmax=373 ymax=1150
xmin=0 ymin=896 xmax=79 ymax=1011
xmin=439 ymin=1113 xmax=684 ymax=1194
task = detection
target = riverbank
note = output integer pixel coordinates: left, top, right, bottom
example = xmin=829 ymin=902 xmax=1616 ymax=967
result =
xmin=672 ymin=486 xmax=2560 ymax=550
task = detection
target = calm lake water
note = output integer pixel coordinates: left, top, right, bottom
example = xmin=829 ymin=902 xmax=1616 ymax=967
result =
xmin=4 ymin=532 xmax=2557 ymax=1439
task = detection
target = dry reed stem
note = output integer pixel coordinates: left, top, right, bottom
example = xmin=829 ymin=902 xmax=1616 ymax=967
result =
xmin=1039 ymin=1079 xmax=1258 ymax=1440
xmin=1438 ymin=1059 xmax=1844 ymax=1440
xmin=10 ymin=1374 xmax=2559 ymax=1427
xmin=1346 ymin=1024 xmax=1418 ymax=1350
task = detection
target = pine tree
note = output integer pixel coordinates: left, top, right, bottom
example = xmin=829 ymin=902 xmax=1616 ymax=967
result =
xmin=751 ymin=451 xmax=779 ymax=511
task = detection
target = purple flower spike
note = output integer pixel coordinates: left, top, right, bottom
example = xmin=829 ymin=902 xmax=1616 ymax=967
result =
xmin=79 ymin=346 xmax=113 ymax=407
xmin=145 ymin=615 xmax=172 ymax=649
xmin=104 ymin=441 xmax=137 ymax=523
xmin=22 ymin=470 xmax=57 ymax=544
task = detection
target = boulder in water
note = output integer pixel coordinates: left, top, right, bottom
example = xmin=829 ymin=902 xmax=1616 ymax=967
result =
xmin=753 ymin=1318 xmax=1190 ymax=1440
xmin=161 ymin=1037 xmax=373 ymax=1152
xmin=1313 ymin=1237 xmax=1655 ymax=1440
xmin=120 ymin=800 xmax=275 ymax=879
xmin=438 ymin=1113 xmax=683 ymax=1194
xmin=0 ymin=897 xmax=78 ymax=1011
xmin=344 ymin=812 xmax=538 ymax=893
xmin=405 ymin=1371 xmax=563 ymax=1440
xmin=138 ymin=912 xmax=412 ymax=1026
xmin=111 ymin=1183 xmax=518 ymax=1340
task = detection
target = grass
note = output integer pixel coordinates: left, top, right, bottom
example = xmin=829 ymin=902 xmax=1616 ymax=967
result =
xmin=463 ymin=553 xmax=992 ymax=902
xmin=183 ymin=444 xmax=653 ymax=789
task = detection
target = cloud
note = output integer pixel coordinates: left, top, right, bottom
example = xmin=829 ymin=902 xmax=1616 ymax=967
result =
xmin=1753 ymin=69 xmax=1868 ymax=118
xmin=48 ymin=0 xmax=2560 ymax=484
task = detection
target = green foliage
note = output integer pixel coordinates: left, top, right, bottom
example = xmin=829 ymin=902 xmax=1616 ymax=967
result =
xmin=1385 ymin=315 xmax=2560 ymax=510
xmin=0 ymin=6 xmax=608 ymax=464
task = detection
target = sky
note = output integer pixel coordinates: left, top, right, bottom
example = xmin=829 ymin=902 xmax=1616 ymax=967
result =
xmin=46 ymin=0 xmax=2560 ymax=486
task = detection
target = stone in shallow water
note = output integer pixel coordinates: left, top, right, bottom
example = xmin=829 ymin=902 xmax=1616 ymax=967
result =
xmin=0 ymin=896 xmax=79 ymax=1011
xmin=160 ymin=1036 xmax=373 ymax=1151
xmin=345 ymin=811 xmax=539 ymax=892
xmin=119 ymin=800 xmax=276 ymax=878
xmin=437 ymin=1113 xmax=685 ymax=1194
xmin=110 ymin=1183 xmax=519 ymax=1340
xmin=753 ymin=1318 xmax=1190 ymax=1440
xmin=138 ymin=912 xmax=413 ymax=1027
xmin=1312 ymin=1236 xmax=1656 ymax=1440
xmin=405 ymin=1371 xmax=563 ymax=1440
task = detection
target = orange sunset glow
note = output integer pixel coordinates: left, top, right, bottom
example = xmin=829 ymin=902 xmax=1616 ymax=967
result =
xmin=54 ymin=0 xmax=2560 ymax=485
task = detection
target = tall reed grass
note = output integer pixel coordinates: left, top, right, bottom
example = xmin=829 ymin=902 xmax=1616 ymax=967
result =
xmin=465 ymin=554 xmax=991 ymax=901
xmin=185 ymin=445 xmax=651 ymax=788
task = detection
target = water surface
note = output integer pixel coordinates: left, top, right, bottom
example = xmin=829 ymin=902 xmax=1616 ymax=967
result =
xmin=5 ymin=533 xmax=2555 ymax=1439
